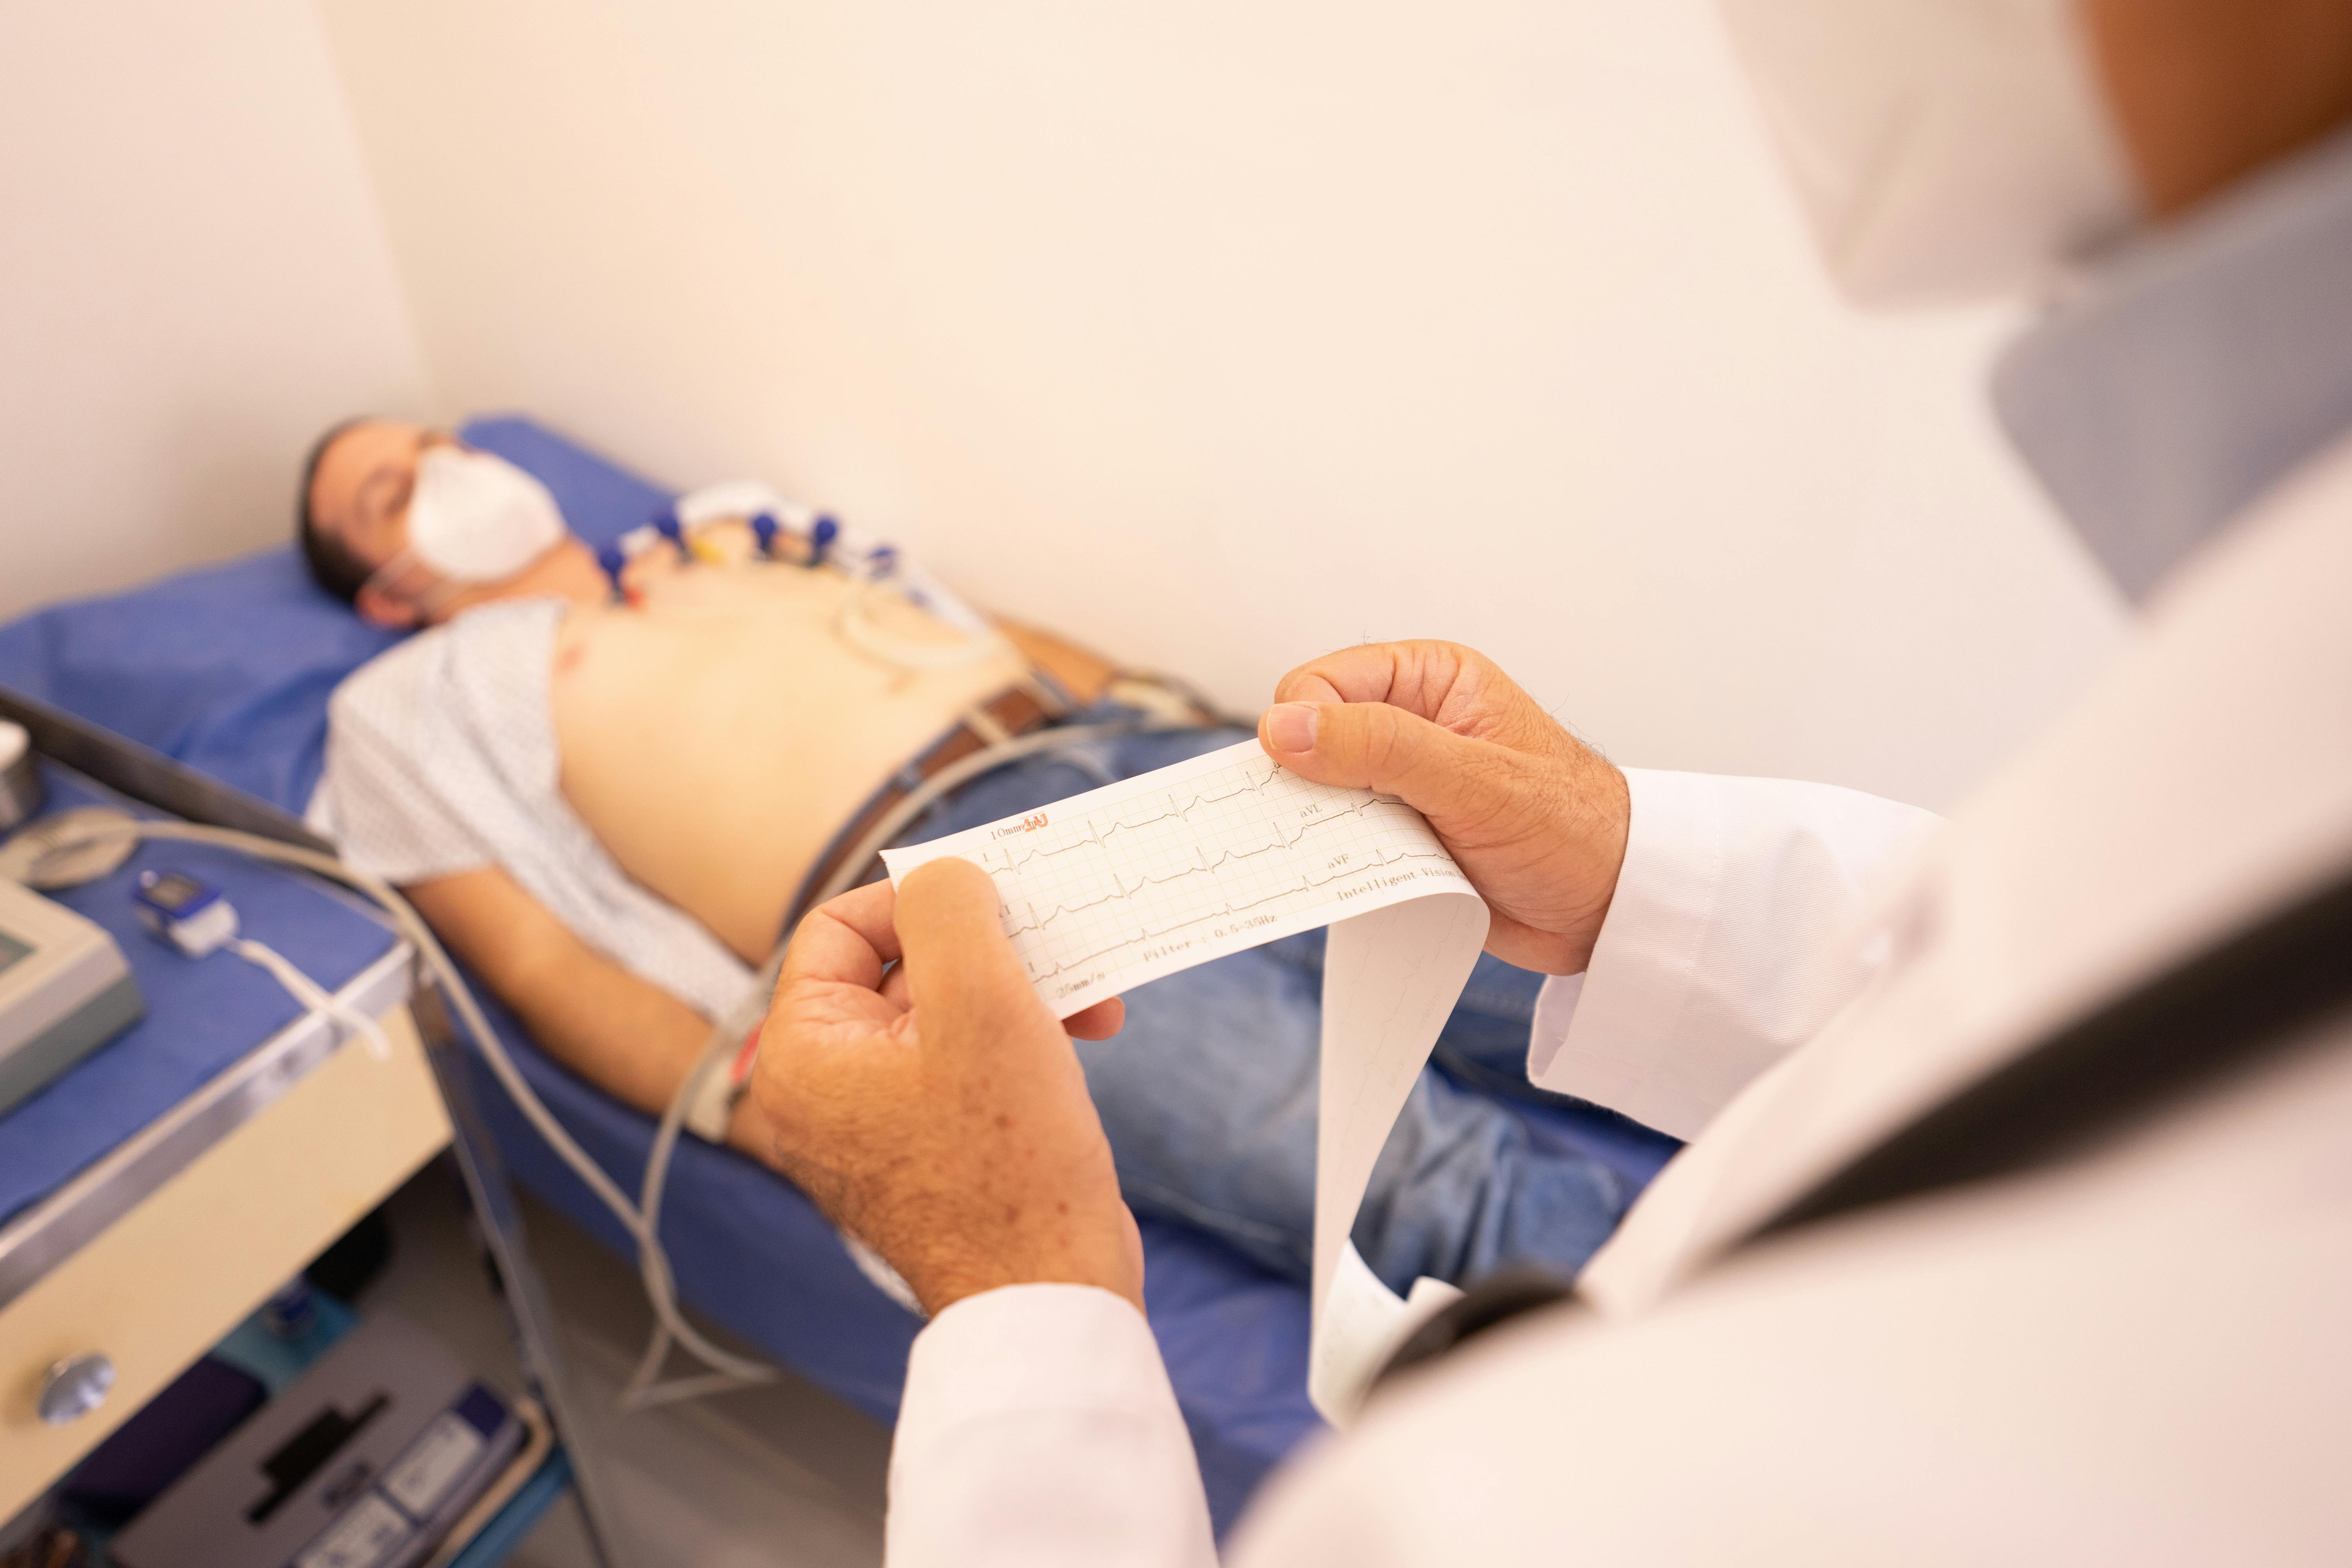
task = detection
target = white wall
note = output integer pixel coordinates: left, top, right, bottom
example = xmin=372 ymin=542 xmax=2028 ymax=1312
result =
xmin=0 ymin=0 xmax=431 ymax=624
xmin=320 ymin=0 xmax=2126 ymax=809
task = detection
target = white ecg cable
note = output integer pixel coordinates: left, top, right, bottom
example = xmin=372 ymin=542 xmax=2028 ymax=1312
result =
xmin=228 ymin=935 xmax=394 ymax=1064
xmin=624 ymin=972 xmax=784 ymax=1408
xmin=834 ymin=570 xmax=1012 ymax=673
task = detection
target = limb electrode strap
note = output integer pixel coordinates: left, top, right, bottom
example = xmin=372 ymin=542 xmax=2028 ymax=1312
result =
xmin=681 ymin=1025 xmax=761 ymax=1143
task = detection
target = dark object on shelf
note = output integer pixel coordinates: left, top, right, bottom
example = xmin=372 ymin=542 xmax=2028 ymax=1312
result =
xmin=304 ymin=1205 xmax=396 ymax=1303
xmin=61 ymin=1356 xmax=267 ymax=1528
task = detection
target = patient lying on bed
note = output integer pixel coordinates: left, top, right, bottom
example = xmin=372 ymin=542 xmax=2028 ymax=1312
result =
xmin=298 ymin=418 xmax=1640 ymax=1294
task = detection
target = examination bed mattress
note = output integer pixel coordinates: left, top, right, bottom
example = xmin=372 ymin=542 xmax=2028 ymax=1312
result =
xmin=0 ymin=416 xmax=1676 ymax=1532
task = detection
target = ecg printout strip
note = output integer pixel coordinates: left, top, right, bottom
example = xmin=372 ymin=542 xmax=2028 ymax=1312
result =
xmin=879 ymin=739 xmax=1479 ymax=1018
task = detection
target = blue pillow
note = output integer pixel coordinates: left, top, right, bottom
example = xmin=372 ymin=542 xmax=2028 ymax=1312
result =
xmin=0 ymin=416 xmax=676 ymax=813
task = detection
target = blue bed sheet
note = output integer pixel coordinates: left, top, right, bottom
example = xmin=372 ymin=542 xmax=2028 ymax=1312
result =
xmin=0 ymin=415 xmax=1673 ymax=1534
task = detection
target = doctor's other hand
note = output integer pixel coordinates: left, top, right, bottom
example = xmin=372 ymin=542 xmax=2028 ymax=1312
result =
xmin=1260 ymin=641 xmax=1630 ymax=976
xmin=744 ymin=861 xmax=1144 ymax=1318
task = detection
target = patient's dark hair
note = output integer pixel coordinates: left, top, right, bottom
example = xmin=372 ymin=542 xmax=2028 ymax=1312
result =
xmin=296 ymin=416 xmax=376 ymax=604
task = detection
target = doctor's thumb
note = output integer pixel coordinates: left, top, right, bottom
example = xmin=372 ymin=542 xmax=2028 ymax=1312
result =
xmin=895 ymin=859 xmax=1054 ymax=1047
xmin=1260 ymin=699 xmax=1493 ymax=824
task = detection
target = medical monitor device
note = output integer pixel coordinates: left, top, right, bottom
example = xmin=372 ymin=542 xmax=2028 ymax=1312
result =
xmin=0 ymin=874 xmax=143 ymax=1115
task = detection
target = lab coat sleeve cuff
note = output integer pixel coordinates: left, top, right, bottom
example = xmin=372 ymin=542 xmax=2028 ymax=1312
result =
xmin=891 ymin=1284 xmax=1218 ymax=1568
xmin=1525 ymin=769 xmax=1729 ymax=1135
xmin=1526 ymin=768 xmax=1942 ymax=1139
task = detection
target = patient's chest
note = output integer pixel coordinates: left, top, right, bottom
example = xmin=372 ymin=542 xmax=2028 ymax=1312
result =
xmin=549 ymin=565 xmax=1025 ymax=962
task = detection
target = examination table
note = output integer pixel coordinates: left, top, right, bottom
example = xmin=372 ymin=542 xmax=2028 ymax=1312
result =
xmin=0 ymin=417 xmax=1677 ymax=1533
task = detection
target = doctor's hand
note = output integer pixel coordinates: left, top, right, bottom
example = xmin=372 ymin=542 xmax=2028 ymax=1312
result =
xmin=1261 ymin=641 xmax=1630 ymax=976
xmin=744 ymin=861 xmax=1145 ymax=1318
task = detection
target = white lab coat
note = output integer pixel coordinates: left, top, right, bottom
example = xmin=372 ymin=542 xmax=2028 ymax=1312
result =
xmin=884 ymin=429 xmax=2352 ymax=1565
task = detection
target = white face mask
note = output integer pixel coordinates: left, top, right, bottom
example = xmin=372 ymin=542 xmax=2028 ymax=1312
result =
xmin=372 ymin=446 xmax=567 ymax=600
xmin=1714 ymin=0 xmax=2141 ymax=306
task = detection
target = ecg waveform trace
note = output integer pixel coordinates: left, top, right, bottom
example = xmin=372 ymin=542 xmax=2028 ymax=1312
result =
xmin=922 ymin=746 xmax=1468 ymax=1009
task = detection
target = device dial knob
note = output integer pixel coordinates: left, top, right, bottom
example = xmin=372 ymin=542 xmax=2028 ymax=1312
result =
xmin=36 ymin=1353 xmax=115 ymax=1426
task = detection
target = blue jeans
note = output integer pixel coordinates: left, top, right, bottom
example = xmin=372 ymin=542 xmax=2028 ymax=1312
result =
xmin=897 ymin=718 xmax=1637 ymax=1292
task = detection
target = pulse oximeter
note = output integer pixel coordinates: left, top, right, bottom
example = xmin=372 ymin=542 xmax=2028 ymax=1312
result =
xmin=133 ymin=868 xmax=240 ymax=957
